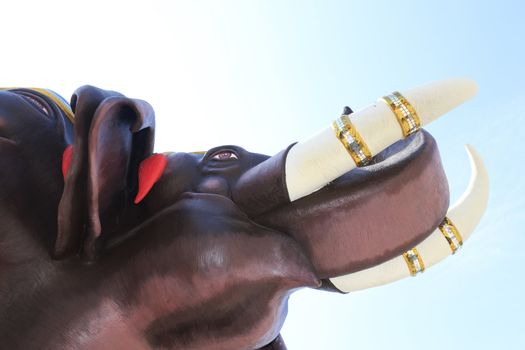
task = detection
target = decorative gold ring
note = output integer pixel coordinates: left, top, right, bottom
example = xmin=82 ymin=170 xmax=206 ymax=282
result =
xmin=332 ymin=114 xmax=372 ymax=166
xmin=403 ymin=248 xmax=425 ymax=276
xmin=381 ymin=91 xmax=421 ymax=137
xmin=439 ymin=217 xmax=463 ymax=254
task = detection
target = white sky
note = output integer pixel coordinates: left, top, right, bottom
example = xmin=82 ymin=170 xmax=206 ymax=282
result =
xmin=2 ymin=1 xmax=524 ymax=349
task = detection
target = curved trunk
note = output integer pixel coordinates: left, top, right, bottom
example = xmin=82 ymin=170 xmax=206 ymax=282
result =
xmin=254 ymin=130 xmax=448 ymax=279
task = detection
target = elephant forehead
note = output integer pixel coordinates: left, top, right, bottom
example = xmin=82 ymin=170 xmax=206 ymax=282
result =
xmin=101 ymin=193 xmax=318 ymax=348
xmin=107 ymin=193 xmax=319 ymax=299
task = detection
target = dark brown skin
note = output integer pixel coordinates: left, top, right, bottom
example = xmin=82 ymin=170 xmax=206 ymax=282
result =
xmin=0 ymin=86 xmax=448 ymax=349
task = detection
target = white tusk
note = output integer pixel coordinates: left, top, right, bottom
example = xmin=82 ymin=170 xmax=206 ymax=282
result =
xmin=447 ymin=145 xmax=490 ymax=241
xmin=329 ymin=145 xmax=489 ymax=292
xmin=285 ymin=78 xmax=478 ymax=201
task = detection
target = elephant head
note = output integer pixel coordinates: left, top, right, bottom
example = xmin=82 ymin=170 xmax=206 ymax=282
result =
xmin=0 ymin=80 xmax=488 ymax=350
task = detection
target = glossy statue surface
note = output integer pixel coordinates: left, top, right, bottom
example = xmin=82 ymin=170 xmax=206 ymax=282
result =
xmin=0 ymin=86 xmax=450 ymax=349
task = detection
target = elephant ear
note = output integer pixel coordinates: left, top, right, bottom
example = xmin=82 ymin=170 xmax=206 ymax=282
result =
xmin=54 ymin=86 xmax=155 ymax=259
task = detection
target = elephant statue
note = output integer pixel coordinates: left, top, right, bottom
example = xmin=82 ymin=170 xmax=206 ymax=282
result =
xmin=0 ymin=79 xmax=488 ymax=349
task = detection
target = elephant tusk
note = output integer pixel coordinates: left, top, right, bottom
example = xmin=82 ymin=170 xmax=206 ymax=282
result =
xmin=285 ymin=78 xmax=478 ymax=201
xmin=329 ymin=145 xmax=489 ymax=292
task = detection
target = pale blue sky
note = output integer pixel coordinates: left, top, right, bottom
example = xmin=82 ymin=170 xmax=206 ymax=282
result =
xmin=2 ymin=0 xmax=524 ymax=349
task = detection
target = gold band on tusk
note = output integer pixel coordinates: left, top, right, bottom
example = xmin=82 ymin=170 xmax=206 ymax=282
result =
xmin=381 ymin=91 xmax=421 ymax=137
xmin=332 ymin=114 xmax=372 ymax=166
xmin=403 ymin=248 xmax=425 ymax=276
xmin=439 ymin=217 xmax=463 ymax=254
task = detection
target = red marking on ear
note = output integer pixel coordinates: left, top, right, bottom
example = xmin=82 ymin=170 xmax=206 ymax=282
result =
xmin=134 ymin=153 xmax=168 ymax=204
xmin=62 ymin=145 xmax=73 ymax=180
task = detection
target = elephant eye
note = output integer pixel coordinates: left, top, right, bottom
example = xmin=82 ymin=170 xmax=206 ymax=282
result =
xmin=21 ymin=94 xmax=50 ymax=116
xmin=211 ymin=150 xmax=238 ymax=160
